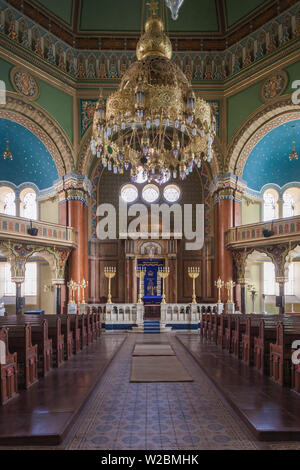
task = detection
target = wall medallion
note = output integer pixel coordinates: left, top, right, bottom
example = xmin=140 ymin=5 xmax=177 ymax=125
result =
xmin=10 ymin=67 xmax=40 ymax=101
xmin=260 ymin=70 xmax=288 ymax=102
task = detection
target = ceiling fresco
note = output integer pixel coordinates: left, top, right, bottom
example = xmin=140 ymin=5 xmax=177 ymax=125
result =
xmin=243 ymin=120 xmax=300 ymax=191
xmin=0 ymin=119 xmax=58 ymax=190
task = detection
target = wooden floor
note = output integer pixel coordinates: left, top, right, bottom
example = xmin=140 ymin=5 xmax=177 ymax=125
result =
xmin=177 ymin=334 xmax=300 ymax=441
xmin=0 ymin=333 xmax=126 ymax=446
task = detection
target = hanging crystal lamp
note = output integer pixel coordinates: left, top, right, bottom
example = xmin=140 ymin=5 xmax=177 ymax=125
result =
xmin=165 ymin=0 xmax=184 ymax=20
xmin=289 ymin=125 xmax=299 ymax=161
xmin=3 ymin=124 xmax=13 ymax=160
xmin=91 ymin=0 xmax=216 ymax=184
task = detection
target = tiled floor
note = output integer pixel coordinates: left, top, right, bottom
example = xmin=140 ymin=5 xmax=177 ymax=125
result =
xmin=64 ymin=333 xmax=260 ymax=450
xmin=3 ymin=332 xmax=300 ymax=451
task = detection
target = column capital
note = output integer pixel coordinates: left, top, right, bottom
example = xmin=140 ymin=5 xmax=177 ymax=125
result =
xmin=54 ymin=173 xmax=92 ymax=206
xmin=210 ymin=173 xmax=247 ymax=205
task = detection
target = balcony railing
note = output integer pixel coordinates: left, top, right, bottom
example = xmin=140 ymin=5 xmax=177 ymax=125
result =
xmin=226 ymin=215 xmax=300 ymax=248
xmin=0 ymin=214 xmax=77 ymax=248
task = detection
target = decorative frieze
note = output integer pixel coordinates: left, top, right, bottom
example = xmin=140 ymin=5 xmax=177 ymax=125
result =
xmin=0 ymin=1 xmax=299 ymax=83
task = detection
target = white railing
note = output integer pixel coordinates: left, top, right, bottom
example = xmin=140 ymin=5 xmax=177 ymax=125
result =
xmin=86 ymin=304 xmax=106 ymax=322
xmin=161 ymin=303 xmax=222 ymax=324
xmin=105 ymin=303 xmax=144 ymax=325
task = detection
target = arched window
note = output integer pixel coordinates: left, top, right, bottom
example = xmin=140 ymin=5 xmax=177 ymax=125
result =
xmin=285 ymin=263 xmax=295 ymax=296
xmin=283 ymin=187 xmax=300 ymax=217
xmin=263 ymin=262 xmax=279 ymax=295
xmin=263 ymin=189 xmax=279 ymax=221
xmin=0 ymin=187 xmax=16 ymax=216
xmin=283 ymin=193 xmax=294 ymax=218
xmin=20 ymin=188 xmax=37 ymax=220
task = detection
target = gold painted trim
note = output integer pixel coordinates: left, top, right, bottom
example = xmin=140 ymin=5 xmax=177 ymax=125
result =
xmin=10 ymin=66 xmax=40 ymax=101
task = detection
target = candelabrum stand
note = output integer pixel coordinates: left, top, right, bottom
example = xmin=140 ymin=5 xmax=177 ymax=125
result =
xmin=136 ymin=267 xmax=146 ymax=304
xmin=215 ymin=277 xmax=224 ymax=304
xmin=67 ymin=279 xmax=78 ymax=305
xmin=188 ymin=267 xmax=200 ymax=304
xmin=80 ymin=278 xmax=89 ymax=304
xmin=248 ymin=284 xmax=258 ymax=314
xmin=104 ymin=267 xmax=116 ymax=304
xmin=158 ymin=267 xmax=170 ymax=305
xmin=225 ymin=280 xmax=236 ymax=314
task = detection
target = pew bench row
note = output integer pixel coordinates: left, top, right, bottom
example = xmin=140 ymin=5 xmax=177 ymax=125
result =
xmin=201 ymin=312 xmax=300 ymax=391
xmin=0 ymin=311 xmax=102 ymax=405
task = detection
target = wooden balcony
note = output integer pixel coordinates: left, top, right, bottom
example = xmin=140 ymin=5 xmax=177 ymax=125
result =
xmin=226 ymin=216 xmax=300 ymax=249
xmin=0 ymin=214 xmax=77 ymax=249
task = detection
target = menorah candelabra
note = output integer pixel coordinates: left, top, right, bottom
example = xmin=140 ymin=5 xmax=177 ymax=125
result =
xmin=225 ymin=280 xmax=236 ymax=304
xmin=248 ymin=284 xmax=258 ymax=313
xmin=80 ymin=278 xmax=89 ymax=304
xmin=188 ymin=267 xmax=200 ymax=304
xmin=136 ymin=267 xmax=146 ymax=304
xmin=158 ymin=267 xmax=170 ymax=305
xmin=67 ymin=279 xmax=78 ymax=305
xmin=214 ymin=277 xmax=224 ymax=304
xmin=104 ymin=267 xmax=116 ymax=304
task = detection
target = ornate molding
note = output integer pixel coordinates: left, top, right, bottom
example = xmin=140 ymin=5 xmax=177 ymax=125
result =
xmin=226 ymin=96 xmax=300 ymax=177
xmin=0 ymin=93 xmax=75 ymax=175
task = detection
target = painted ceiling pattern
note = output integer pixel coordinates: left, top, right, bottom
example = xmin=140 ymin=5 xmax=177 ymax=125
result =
xmin=0 ymin=118 xmax=58 ymax=189
xmin=1 ymin=0 xmax=299 ymax=83
xmin=12 ymin=0 xmax=279 ymax=34
xmin=243 ymin=119 xmax=300 ymax=191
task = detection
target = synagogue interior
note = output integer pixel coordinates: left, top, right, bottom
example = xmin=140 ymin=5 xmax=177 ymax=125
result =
xmin=0 ymin=0 xmax=300 ymax=453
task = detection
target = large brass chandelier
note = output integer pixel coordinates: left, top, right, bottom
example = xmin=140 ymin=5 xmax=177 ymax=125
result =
xmin=91 ymin=0 xmax=216 ymax=184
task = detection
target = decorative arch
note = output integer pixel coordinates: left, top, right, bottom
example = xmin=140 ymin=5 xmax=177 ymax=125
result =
xmin=1 ymin=93 xmax=75 ymax=176
xmin=226 ymin=96 xmax=300 ymax=177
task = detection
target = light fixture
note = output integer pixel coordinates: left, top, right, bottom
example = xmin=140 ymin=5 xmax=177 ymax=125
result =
xmin=3 ymin=124 xmax=13 ymax=160
xmin=289 ymin=125 xmax=298 ymax=161
xmin=91 ymin=0 xmax=215 ymax=185
xmin=165 ymin=0 xmax=184 ymax=20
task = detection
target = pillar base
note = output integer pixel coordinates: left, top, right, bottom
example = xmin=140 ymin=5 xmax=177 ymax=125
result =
xmin=68 ymin=303 xmax=78 ymax=315
xmin=225 ymin=303 xmax=235 ymax=314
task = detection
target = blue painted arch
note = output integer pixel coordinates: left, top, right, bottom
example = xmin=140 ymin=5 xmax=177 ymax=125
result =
xmin=243 ymin=120 xmax=300 ymax=191
xmin=0 ymin=119 xmax=58 ymax=190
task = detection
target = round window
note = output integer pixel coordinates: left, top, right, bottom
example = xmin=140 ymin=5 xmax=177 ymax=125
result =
xmin=142 ymin=184 xmax=160 ymax=203
xmin=121 ymin=184 xmax=138 ymax=203
xmin=163 ymin=184 xmax=180 ymax=203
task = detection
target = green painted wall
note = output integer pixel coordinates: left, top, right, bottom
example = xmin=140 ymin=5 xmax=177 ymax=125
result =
xmin=227 ymin=60 xmax=300 ymax=143
xmin=0 ymin=57 xmax=14 ymax=92
xmin=227 ymin=82 xmax=263 ymax=142
xmin=36 ymin=0 xmax=73 ymax=25
xmin=0 ymin=57 xmax=73 ymax=142
xmin=36 ymin=80 xmax=73 ymax=143
xmin=225 ymin=0 xmax=266 ymax=27
xmin=285 ymin=61 xmax=300 ymax=93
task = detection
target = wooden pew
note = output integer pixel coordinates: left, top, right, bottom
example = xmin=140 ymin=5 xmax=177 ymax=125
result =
xmin=42 ymin=317 xmax=64 ymax=368
xmin=212 ymin=313 xmax=220 ymax=344
xmin=241 ymin=317 xmax=260 ymax=365
xmin=217 ymin=314 xmax=228 ymax=349
xmin=269 ymin=321 xmax=300 ymax=387
xmin=0 ymin=328 xmax=18 ymax=404
xmin=48 ymin=315 xmax=73 ymax=360
xmin=69 ymin=315 xmax=81 ymax=354
xmin=7 ymin=324 xmax=38 ymax=389
xmin=225 ymin=315 xmax=235 ymax=353
xmin=0 ymin=316 xmax=52 ymax=378
xmin=232 ymin=315 xmax=246 ymax=359
xmin=78 ymin=315 xmax=87 ymax=349
xmin=253 ymin=318 xmax=278 ymax=375
xmin=86 ymin=314 xmax=93 ymax=345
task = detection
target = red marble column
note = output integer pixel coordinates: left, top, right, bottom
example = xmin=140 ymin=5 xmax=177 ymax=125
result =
xmin=59 ymin=199 xmax=88 ymax=305
xmin=212 ymin=176 xmax=245 ymax=307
